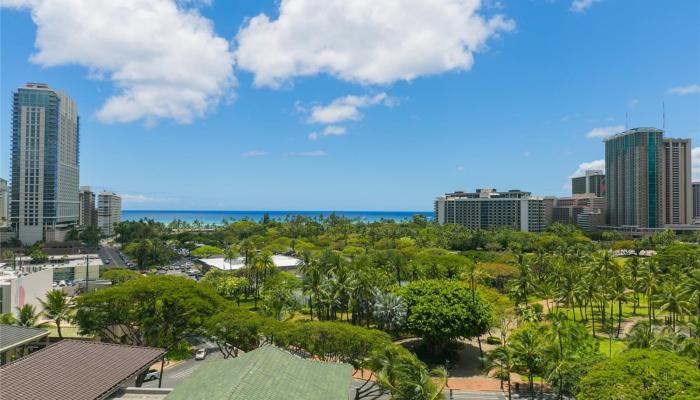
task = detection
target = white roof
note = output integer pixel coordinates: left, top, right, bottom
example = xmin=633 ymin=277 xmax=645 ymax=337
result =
xmin=197 ymin=255 xmax=302 ymax=271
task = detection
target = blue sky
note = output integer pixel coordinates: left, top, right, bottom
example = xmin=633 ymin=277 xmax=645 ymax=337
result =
xmin=1 ymin=0 xmax=699 ymax=211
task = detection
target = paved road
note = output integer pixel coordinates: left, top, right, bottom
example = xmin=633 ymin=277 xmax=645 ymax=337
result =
xmin=100 ymin=246 xmax=126 ymax=267
xmin=143 ymin=348 xmax=222 ymax=389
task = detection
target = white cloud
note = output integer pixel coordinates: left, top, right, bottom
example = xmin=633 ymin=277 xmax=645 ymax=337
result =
xmin=692 ymin=147 xmax=700 ymax=180
xmin=308 ymin=93 xmax=396 ymax=124
xmin=570 ymin=0 xmax=601 ymax=13
xmin=628 ymin=99 xmax=640 ymax=108
xmin=569 ymin=159 xmax=605 ymax=178
xmin=241 ymin=150 xmax=269 ymax=157
xmin=4 ymin=0 xmax=235 ymax=125
xmin=289 ymin=151 xmax=327 ymax=157
xmin=120 ymin=193 xmax=162 ymax=203
xmin=323 ymin=125 xmax=347 ymax=136
xmin=667 ymin=84 xmax=700 ymax=96
xmin=235 ymin=0 xmax=515 ymax=87
xmin=309 ymin=125 xmax=347 ymax=140
xmin=585 ymin=125 xmax=624 ymax=139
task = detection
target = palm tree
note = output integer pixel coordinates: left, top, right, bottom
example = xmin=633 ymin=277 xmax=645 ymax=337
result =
xmin=509 ymin=253 xmax=536 ymax=307
xmin=626 ymin=320 xmax=655 ymax=349
xmin=545 ymin=312 xmax=570 ymax=399
xmin=38 ymin=290 xmax=73 ymax=338
xmin=224 ymin=247 xmax=239 ymax=270
xmin=639 ymin=259 xmax=659 ymax=325
xmin=484 ymin=346 xmax=516 ymax=400
xmin=684 ymin=270 xmax=700 ymax=319
xmin=300 ymin=260 xmax=322 ymax=321
xmin=627 ymin=256 xmax=642 ymax=314
xmin=657 ymin=282 xmax=691 ymax=331
xmin=15 ymin=304 xmax=46 ymax=328
xmin=510 ymin=328 xmax=544 ymax=400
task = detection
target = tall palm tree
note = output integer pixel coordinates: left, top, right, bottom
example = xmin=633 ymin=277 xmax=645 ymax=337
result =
xmin=684 ymin=270 xmax=700 ymax=319
xmin=657 ymin=282 xmax=691 ymax=331
xmin=639 ymin=259 xmax=659 ymax=325
xmin=484 ymin=346 xmax=516 ymax=400
xmin=38 ymin=290 xmax=73 ymax=338
xmin=510 ymin=328 xmax=544 ymax=400
xmin=627 ymin=256 xmax=642 ymax=314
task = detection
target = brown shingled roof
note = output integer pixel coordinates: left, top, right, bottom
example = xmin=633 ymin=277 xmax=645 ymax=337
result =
xmin=0 ymin=339 xmax=165 ymax=400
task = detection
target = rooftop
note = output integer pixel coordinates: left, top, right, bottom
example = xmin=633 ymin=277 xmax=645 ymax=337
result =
xmin=0 ymin=324 xmax=50 ymax=353
xmin=165 ymin=346 xmax=352 ymax=400
xmin=0 ymin=340 xmax=165 ymax=400
xmin=197 ymin=254 xmax=302 ymax=271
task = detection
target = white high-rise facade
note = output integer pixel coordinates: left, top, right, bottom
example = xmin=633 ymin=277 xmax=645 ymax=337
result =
xmin=98 ymin=191 xmax=121 ymax=237
xmin=10 ymin=83 xmax=79 ymax=244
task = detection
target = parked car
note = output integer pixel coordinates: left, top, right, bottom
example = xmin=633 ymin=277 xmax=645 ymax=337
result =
xmin=58 ymin=280 xmax=67 ymax=287
xmin=195 ymin=348 xmax=207 ymax=361
xmin=144 ymin=369 xmax=160 ymax=381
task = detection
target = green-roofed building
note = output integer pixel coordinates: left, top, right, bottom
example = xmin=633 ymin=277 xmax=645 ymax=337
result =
xmin=166 ymin=345 xmax=353 ymax=400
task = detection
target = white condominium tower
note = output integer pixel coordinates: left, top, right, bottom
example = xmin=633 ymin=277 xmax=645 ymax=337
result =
xmin=10 ymin=83 xmax=79 ymax=244
xmin=98 ymin=191 xmax=121 ymax=237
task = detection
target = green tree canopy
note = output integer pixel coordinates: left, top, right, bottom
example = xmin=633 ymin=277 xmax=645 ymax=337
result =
xmin=101 ymin=268 xmax=142 ymax=285
xmin=578 ymin=349 xmax=700 ymax=400
xmin=396 ymin=279 xmax=492 ymax=354
xmin=75 ymin=275 xmax=224 ymax=351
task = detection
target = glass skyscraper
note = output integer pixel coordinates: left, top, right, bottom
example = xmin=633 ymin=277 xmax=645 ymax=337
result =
xmin=10 ymin=83 xmax=80 ymax=244
xmin=605 ymin=128 xmax=665 ymax=228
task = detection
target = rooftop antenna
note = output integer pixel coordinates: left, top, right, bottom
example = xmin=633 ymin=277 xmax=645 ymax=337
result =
xmin=662 ymin=102 xmax=666 ymax=131
xmin=625 ymin=112 xmax=629 ymax=130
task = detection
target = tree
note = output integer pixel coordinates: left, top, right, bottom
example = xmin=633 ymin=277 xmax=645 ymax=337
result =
xmin=396 ymin=280 xmax=492 ymax=355
xmin=656 ymin=282 xmax=691 ymax=331
xmin=373 ymin=291 xmax=407 ymax=333
xmin=200 ymin=270 xmax=249 ymax=305
xmin=260 ymin=272 xmax=300 ymax=321
xmin=364 ymin=346 xmax=447 ymax=400
xmin=190 ymin=245 xmax=224 ymax=258
xmin=15 ymin=304 xmax=46 ymax=327
xmin=29 ymin=249 xmax=49 ymax=264
xmin=484 ymin=346 xmax=516 ymax=400
xmin=578 ymin=350 xmax=700 ymax=400
xmin=75 ymin=276 xmax=224 ymax=355
xmin=38 ymin=289 xmax=72 ymax=338
xmin=206 ymin=306 xmax=277 ymax=358
xmin=101 ymin=268 xmax=142 ymax=285
xmin=79 ymin=225 xmax=102 ymax=248
xmin=509 ymin=324 xmax=545 ymax=400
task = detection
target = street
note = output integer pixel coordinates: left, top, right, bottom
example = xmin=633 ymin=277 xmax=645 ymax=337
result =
xmin=99 ymin=246 xmax=126 ymax=268
xmin=143 ymin=347 xmax=222 ymax=389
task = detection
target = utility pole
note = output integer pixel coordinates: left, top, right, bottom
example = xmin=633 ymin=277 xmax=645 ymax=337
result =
xmin=85 ymin=254 xmax=89 ymax=293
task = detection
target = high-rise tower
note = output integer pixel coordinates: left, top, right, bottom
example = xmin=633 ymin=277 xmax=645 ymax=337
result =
xmin=605 ymin=128 xmax=664 ymax=228
xmin=10 ymin=83 xmax=79 ymax=244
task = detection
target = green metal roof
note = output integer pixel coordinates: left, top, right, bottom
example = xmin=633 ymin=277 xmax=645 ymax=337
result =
xmin=166 ymin=346 xmax=352 ymax=400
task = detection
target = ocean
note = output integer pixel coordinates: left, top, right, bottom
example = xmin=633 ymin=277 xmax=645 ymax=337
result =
xmin=122 ymin=210 xmax=434 ymax=225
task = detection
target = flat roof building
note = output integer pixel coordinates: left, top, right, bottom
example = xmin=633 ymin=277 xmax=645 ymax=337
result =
xmin=435 ymin=189 xmax=546 ymax=232
xmin=98 ymin=191 xmax=122 ymax=237
xmin=79 ymin=186 xmax=97 ymax=228
xmin=572 ymin=170 xmax=606 ymax=197
xmin=693 ymin=182 xmax=700 ymax=223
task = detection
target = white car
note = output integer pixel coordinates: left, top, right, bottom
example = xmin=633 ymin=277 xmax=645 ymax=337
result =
xmin=144 ymin=369 xmax=160 ymax=381
xmin=194 ymin=348 xmax=207 ymax=361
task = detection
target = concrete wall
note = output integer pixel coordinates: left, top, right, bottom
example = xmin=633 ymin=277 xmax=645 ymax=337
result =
xmin=8 ymin=268 xmax=53 ymax=317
